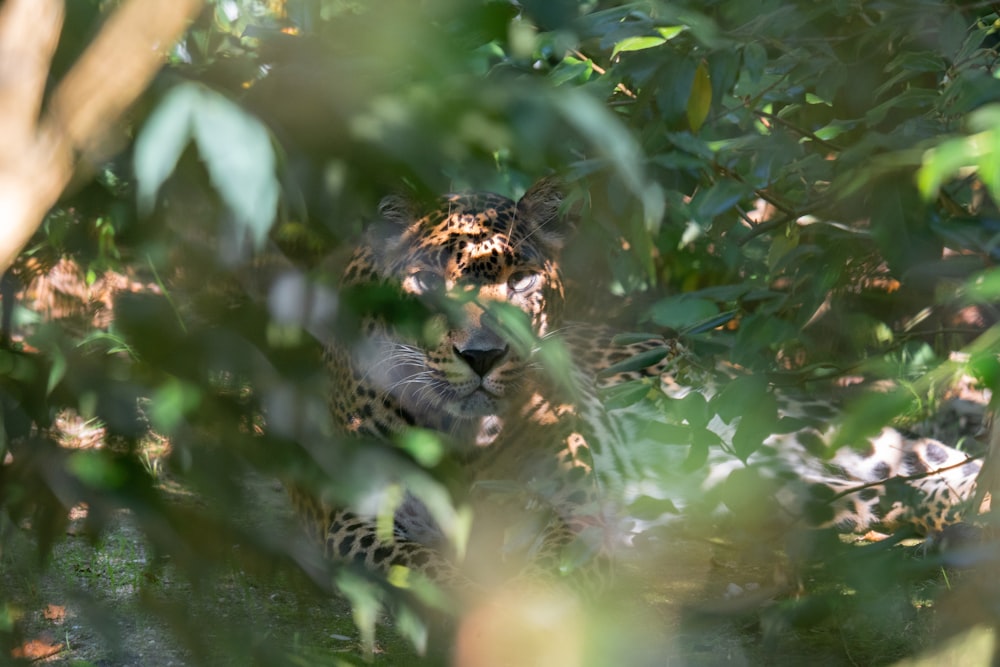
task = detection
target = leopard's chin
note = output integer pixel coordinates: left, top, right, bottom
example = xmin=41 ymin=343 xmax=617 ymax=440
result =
xmin=454 ymin=388 xmax=503 ymax=417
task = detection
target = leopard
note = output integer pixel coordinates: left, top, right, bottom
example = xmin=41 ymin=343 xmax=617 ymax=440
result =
xmin=289 ymin=177 xmax=987 ymax=600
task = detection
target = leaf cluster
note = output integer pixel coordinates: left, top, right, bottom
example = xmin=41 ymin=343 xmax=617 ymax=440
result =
xmin=4 ymin=0 xmax=1000 ymax=662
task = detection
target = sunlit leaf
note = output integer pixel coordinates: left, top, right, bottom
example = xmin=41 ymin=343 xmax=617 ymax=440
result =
xmin=611 ymin=25 xmax=686 ymax=58
xmin=611 ymin=36 xmax=664 ymax=58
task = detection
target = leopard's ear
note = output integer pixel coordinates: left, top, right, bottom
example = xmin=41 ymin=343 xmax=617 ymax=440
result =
xmin=376 ymin=193 xmax=419 ymax=228
xmin=516 ymin=177 xmax=575 ymax=251
xmin=360 ymin=193 xmax=421 ymax=270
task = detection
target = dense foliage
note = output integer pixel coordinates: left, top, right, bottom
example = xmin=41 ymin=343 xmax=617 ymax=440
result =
xmin=3 ymin=0 xmax=1000 ymax=664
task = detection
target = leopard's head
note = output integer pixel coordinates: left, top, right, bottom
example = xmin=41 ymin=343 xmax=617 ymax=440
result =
xmin=335 ymin=178 xmax=569 ymax=442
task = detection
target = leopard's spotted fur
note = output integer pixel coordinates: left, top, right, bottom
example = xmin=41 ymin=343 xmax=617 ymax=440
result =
xmin=291 ymin=179 xmax=617 ymax=594
xmin=290 ymin=179 xmax=985 ymax=597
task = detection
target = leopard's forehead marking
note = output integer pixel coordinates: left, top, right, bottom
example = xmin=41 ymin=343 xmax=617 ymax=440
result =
xmin=402 ymin=193 xmax=544 ymax=278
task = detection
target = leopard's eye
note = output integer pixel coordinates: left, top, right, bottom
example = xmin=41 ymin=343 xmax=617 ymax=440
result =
xmin=508 ymin=271 xmax=540 ymax=293
xmin=412 ymin=271 xmax=445 ymax=293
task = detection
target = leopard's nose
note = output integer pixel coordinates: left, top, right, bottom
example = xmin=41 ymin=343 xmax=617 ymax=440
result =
xmin=455 ymin=345 xmax=508 ymax=377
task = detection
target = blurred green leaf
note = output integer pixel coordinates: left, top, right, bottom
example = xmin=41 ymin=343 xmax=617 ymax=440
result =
xmin=600 ymin=380 xmax=652 ymax=410
xmin=66 ymin=451 xmax=126 ymax=489
xmin=397 ymin=429 xmax=445 ymax=467
xmin=190 ymin=87 xmax=279 ymax=248
xmin=743 ymin=42 xmax=767 ymax=82
xmin=135 ymin=82 xmax=278 ymax=248
xmin=134 ymin=84 xmax=199 ymax=215
xmin=648 ymin=296 xmax=719 ymax=330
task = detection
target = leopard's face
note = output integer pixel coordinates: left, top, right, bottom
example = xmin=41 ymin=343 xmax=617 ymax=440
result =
xmin=334 ymin=179 xmax=568 ymax=441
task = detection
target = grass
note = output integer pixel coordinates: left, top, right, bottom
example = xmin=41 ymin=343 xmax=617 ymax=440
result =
xmin=0 ymin=474 xmax=426 ymax=666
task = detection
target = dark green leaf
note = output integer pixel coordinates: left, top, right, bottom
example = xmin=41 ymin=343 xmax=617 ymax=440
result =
xmin=597 ymin=346 xmax=669 ymax=378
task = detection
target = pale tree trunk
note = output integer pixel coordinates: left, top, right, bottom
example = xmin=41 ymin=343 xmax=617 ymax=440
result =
xmin=0 ymin=0 xmax=204 ymax=275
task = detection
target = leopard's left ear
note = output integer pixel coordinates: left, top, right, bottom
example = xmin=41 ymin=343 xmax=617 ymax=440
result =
xmin=516 ymin=177 xmax=576 ymax=251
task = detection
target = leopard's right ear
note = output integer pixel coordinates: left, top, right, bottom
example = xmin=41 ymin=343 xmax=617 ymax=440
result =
xmin=376 ymin=194 xmax=419 ymax=229
xmin=516 ymin=177 xmax=577 ymax=251
xmin=363 ymin=193 xmax=420 ymax=268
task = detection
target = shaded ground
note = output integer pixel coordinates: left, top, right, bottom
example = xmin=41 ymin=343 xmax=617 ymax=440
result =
xmin=4 ymin=474 xmax=997 ymax=666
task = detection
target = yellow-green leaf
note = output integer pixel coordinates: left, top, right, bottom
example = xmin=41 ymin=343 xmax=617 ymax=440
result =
xmin=687 ymin=60 xmax=712 ymax=132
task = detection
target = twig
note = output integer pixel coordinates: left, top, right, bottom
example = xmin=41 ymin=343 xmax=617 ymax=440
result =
xmin=569 ymin=48 xmax=637 ymax=99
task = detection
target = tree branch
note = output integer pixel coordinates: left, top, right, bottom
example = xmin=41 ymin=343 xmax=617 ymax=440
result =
xmin=0 ymin=0 xmax=205 ymax=276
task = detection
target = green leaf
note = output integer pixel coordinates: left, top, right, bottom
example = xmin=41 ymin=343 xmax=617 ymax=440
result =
xmin=488 ymin=301 xmax=537 ymax=358
xmin=713 ymin=374 xmax=771 ymax=423
xmin=549 ymin=57 xmax=592 ymax=86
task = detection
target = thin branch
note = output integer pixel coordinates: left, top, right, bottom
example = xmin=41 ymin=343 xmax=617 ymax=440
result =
xmin=820 ymin=454 xmax=982 ymax=506
xmin=754 ymin=109 xmax=843 ymax=152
